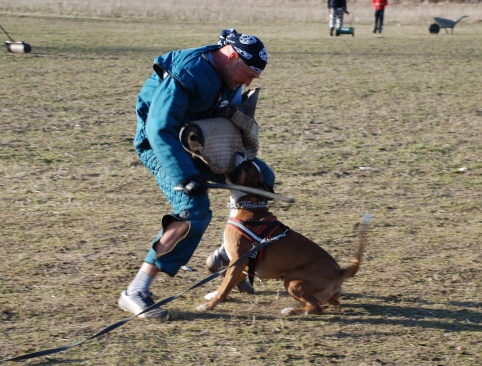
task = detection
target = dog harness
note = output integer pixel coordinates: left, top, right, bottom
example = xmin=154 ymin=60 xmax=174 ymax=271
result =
xmin=226 ymin=216 xmax=290 ymax=285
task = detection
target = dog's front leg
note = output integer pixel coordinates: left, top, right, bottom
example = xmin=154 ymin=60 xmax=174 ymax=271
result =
xmin=197 ymin=259 xmax=248 ymax=312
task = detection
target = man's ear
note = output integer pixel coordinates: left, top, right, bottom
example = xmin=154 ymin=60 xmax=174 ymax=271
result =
xmin=226 ymin=49 xmax=239 ymax=65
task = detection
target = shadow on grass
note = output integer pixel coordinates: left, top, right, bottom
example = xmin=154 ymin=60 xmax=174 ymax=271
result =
xmin=4 ymin=294 xmax=478 ymax=364
xmin=172 ymin=292 xmax=481 ymax=333
xmin=340 ymin=304 xmax=481 ymax=332
xmin=301 ymin=292 xmax=482 ymax=332
xmin=20 ymin=359 xmax=85 ymax=366
xmin=188 ymin=305 xmax=481 ymax=332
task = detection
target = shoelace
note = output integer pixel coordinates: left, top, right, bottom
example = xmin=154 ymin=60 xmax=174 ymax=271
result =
xmin=135 ymin=291 xmax=155 ymax=308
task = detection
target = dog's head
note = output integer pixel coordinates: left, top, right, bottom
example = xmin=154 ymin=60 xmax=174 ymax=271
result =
xmin=227 ymin=153 xmax=264 ymax=188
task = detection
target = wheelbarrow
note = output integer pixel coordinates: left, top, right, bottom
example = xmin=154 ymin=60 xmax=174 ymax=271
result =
xmin=429 ymin=15 xmax=468 ymax=34
xmin=336 ymin=12 xmax=355 ymax=37
xmin=1 ymin=24 xmax=31 ymax=53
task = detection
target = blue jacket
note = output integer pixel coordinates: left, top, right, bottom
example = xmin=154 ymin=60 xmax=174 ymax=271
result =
xmin=328 ymin=0 xmax=347 ymax=9
xmin=134 ymin=44 xmax=240 ymax=184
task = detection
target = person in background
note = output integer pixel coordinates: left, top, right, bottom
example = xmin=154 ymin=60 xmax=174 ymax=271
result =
xmin=372 ymin=0 xmax=388 ymax=33
xmin=118 ymin=29 xmax=273 ymax=318
xmin=328 ymin=0 xmax=349 ymax=36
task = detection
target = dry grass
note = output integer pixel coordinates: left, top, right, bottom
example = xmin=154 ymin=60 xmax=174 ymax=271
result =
xmin=1 ymin=0 xmax=482 ymax=25
xmin=1 ymin=3 xmax=481 ymax=366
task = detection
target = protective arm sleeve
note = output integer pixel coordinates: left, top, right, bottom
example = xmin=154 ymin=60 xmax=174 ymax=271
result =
xmin=145 ymin=77 xmax=199 ymax=184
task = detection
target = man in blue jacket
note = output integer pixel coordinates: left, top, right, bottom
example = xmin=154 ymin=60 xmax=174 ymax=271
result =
xmin=328 ymin=0 xmax=349 ymax=36
xmin=118 ymin=29 xmax=274 ymax=318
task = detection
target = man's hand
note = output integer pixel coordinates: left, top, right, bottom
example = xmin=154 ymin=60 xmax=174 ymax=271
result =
xmin=217 ymin=105 xmax=237 ymax=119
xmin=178 ymin=175 xmax=208 ymax=196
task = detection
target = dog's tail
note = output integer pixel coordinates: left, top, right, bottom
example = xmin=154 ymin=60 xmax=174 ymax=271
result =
xmin=340 ymin=213 xmax=372 ymax=281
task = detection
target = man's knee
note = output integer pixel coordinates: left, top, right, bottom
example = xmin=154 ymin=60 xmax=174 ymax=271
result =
xmin=153 ymin=209 xmax=212 ymax=259
xmin=153 ymin=217 xmax=191 ymax=258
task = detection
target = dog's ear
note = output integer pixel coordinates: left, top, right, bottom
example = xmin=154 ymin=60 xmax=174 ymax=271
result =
xmin=242 ymin=161 xmax=264 ymax=188
xmin=234 ymin=152 xmax=248 ymax=169
xmin=227 ymin=153 xmax=248 ymax=185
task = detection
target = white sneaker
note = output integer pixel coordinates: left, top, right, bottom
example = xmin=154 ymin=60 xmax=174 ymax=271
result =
xmin=118 ymin=290 xmax=168 ymax=319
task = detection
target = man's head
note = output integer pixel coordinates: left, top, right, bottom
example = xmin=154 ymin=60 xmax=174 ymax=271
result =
xmin=215 ymin=29 xmax=268 ymax=90
xmin=218 ymin=29 xmax=268 ymax=74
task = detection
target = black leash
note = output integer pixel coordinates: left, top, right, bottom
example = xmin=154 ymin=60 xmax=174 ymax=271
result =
xmin=1 ymin=233 xmax=284 ymax=363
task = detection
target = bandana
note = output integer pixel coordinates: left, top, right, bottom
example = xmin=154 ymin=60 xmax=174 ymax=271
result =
xmin=218 ymin=29 xmax=268 ymax=74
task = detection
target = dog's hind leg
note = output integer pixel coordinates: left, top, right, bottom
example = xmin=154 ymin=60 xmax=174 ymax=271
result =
xmin=281 ymin=280 xmax=324 ymax=316
xmin=327 ymin=288 xmax=342 ymax=308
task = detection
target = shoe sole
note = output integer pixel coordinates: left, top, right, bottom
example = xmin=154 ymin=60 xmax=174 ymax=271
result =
xmin=119 ymin=304 xmax=168 ymax=319
xmin=118 ymin=293 xmax=168 ymax=319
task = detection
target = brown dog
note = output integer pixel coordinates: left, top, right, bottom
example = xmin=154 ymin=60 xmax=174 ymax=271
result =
xmin=197 ymin=158 xmax=371 ymax=315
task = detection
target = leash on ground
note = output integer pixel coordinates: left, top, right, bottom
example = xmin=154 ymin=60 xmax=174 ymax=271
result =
xmin=1 ymin=232 xmax=287 ymax=363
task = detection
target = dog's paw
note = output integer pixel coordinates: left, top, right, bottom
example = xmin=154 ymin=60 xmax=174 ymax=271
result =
xmin=280 ymin=307 xmax=294 ymax=315
xmin=197 ymin=303 xmax=208 ymax=312
xmin=204 ymin=290 xmax=218 ymax=300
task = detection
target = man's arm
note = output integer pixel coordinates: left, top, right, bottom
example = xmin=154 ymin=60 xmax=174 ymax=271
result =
xmin=145 ymin=77 xmax=199 ymax=184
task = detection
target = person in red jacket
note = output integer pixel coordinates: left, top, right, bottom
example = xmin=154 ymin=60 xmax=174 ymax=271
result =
xmin=372 ymin=0 xmax=388 ymax=33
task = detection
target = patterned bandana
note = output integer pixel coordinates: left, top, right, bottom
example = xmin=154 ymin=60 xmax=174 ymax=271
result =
xmin=218 ymin=29 xmax=268 ymax=74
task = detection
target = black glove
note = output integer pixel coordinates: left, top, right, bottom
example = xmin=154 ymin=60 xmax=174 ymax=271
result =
xmin=179 ymin=175 xmax=208 ymax=196
xmin=217 ymin=105 xmax=237 ymax=119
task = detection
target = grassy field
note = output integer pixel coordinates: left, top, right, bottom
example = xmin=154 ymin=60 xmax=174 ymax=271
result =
xmin=1 ymin=2 xmax=481 ymax=365
xmin=2 ymin=0 xmax=482 ymax=24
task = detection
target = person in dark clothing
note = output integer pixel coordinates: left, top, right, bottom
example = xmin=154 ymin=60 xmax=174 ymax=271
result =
xmin=328 ymin=0 xmax=349 ymax=36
